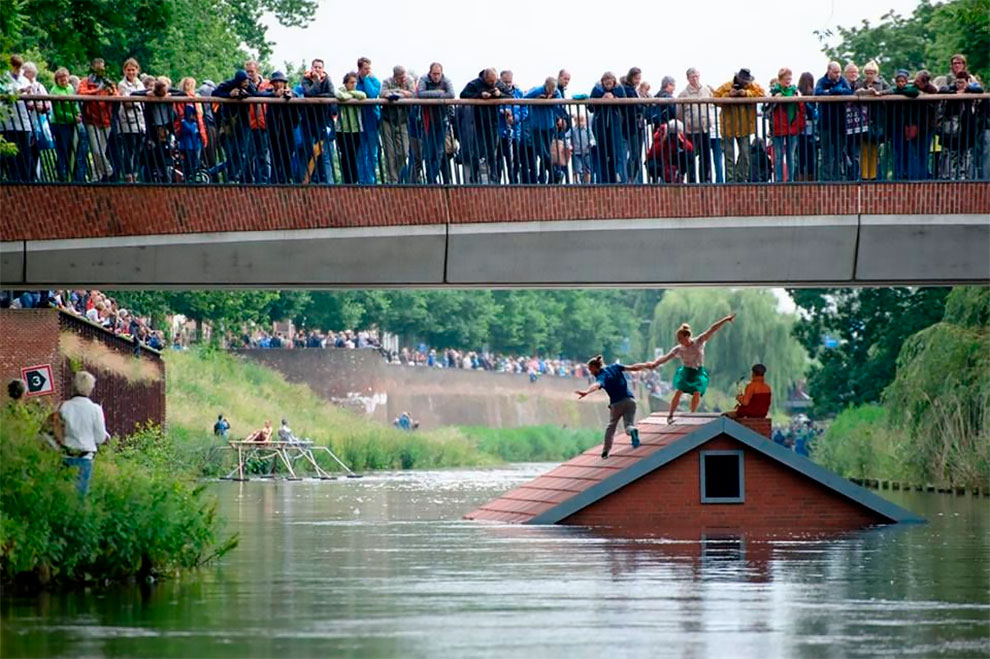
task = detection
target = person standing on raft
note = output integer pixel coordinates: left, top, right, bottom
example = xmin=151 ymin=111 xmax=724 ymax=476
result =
xmin=575 ymin=355 xmax=656 ymax=459
xmin=652 ymin=313 xmax=736 ymax=423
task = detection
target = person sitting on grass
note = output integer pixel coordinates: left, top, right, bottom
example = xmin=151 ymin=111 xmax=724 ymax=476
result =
xmin=575 ymin=355 xmax=656 ymax=459
xmin=652 ymin=313 xmax=736 ymax=424
xmin=725 ymin=363 xmax=772 ymax=419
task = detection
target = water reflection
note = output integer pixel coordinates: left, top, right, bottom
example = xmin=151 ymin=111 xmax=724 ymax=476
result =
xmin=2 ymin=467 xmax=988 ymax=658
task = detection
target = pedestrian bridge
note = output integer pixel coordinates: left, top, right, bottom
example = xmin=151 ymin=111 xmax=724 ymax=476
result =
xmin=1 ymin=182 xmax=988 ymax=287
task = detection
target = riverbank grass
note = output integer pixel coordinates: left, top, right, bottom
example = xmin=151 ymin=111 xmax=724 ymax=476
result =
xmin=166 ymin=348 xmax=600 ymax=474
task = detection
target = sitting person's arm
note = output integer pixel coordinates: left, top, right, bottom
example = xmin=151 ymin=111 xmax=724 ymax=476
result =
xmin=736 ymin=381 xmax=755 ymax=407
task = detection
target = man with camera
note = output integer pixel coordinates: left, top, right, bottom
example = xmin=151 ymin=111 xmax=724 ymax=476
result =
xmin=261 ymin=71 xmax=299 ymax=184
xmin=77 ymin=58 xmax=118 ymax=181
xmin=460 ymin=68 xmax=510 ymax=183
xmin=713 ymin=68 xmax=765 ymax=183
xmin=213 ymin=69 xmax=259 ymax=183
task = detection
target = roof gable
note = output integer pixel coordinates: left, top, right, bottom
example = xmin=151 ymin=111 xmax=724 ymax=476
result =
xmin=465 ymin=415 xmax=924 ymax=525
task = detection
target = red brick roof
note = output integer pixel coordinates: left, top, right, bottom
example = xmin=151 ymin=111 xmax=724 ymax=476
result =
xmin=464 ymin=413 xmax=923 ymax=525
xmin=464 ymin=414 xmax=714 ymax=523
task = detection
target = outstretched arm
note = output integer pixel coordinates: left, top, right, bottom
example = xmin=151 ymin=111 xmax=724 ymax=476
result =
xmin=698 ymin=313 xmax=736 ymax=342
xmin=623 ymin=361 xmax=656 ymax=372
xmin=650 ymin=347 xmax=678 ymax=369
xmin=575 ymin=382 xmax=602 ymax=399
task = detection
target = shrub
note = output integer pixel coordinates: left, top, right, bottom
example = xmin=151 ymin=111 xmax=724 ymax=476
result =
xmin=0 ymin=406 xmax=236 ymax=588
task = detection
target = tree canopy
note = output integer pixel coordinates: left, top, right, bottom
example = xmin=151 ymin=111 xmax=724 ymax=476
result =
xmin=817 ymin=0 xmax=989 ymax=82
xmin=787 ymin=287 xmax=950 ymax=417
xmin=1 ymin=0 xmax=318 ymax=83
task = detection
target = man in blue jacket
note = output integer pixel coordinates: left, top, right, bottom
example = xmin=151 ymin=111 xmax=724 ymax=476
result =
xmin=576 ymin=355 xmax=656 ymax=459
xmin=521 ymin=77 xmax=567 ymax=184
xmin=356 ymin=57 xmax=381 ymax=184
xmin=814 ymin=62 xmax=853 ymax=181
xmin=498 ymin=70 xmax=525 ymax=183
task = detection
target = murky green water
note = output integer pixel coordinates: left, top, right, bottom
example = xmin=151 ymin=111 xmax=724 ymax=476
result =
xmin=3 ymin=465 xmax=989 ymax=658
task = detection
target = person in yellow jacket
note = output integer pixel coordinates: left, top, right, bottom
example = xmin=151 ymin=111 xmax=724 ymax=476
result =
xmin=335 ymin=72 xmax=367 ymax=184
xmin=713 ymin=68 xmax=765 ymax=182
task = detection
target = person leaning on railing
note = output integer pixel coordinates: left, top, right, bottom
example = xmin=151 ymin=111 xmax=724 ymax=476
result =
xmin=355 ymin=58 xmax=381 ymax=185
xmin=460 ymin=68 xmax=508 ymax=184
xmin=937 ymin=71 xmax=985 ymax=180
xmin=713 ymin=68 xmax=765 ymax=183
xmin=677 ymin=68 xmax=715 ymax=184
xmin=768 ymin=69 xmax=804 ymax=183
xmin=813 ymin=62 xmax=853 ymax=182
xmin=117 ymin=58 xmax=146 ymax=183
xmin=2 ymin=54 xmax=35 ymax=182
xmin=76 ymin=58 xmax=118 ymax=182
xmin=260 ymin=71 xmax=299 ymax=184
xmin=300 ymin=59 xmax=336 ymax=185
xmin=852 ymin=62 xmax=890 ymax=182
xmin=212 ymin=70 xmax=259 ymax=183
xmin=245 ymin=60 xmax=271 ymax=184
xmin=379 ymin=65 xmax=416 ymax=184
xmin=589 ymin=71 xmax=627 ymax=183
xmin=415 ymin=63 xmax=455 ymax=185
xmin=50 ymin=67 xmax=80 ymax=182
xmin=335 ymin=72 xmax=367 ymax=184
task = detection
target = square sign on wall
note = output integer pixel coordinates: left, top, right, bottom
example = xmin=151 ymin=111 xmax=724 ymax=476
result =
xmin=21 ymin=364 xmax=55 ymax=397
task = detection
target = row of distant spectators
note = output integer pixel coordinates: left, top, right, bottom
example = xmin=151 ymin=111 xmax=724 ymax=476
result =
xmin=232 ymin=326 xmax=593 ymax=380
xmin=2 ymin=290 xmax=169 ymax=351
xmin=3 ymin=52 xmax=986 ymax=186
xmin=236 ymin=328 xmax=382 ymax=350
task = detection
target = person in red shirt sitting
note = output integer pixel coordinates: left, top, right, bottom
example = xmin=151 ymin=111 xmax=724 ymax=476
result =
xmin=726 ymin=364 xmax=772 ymax=419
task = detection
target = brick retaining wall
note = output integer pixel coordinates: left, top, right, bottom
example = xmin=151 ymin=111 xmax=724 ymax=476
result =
xmin=0 ymin=310 xmax=165 ymax=437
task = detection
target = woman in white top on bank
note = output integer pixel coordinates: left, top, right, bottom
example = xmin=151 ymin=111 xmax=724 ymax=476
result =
xmin=652 ymin=313 xmax=735 ymax=423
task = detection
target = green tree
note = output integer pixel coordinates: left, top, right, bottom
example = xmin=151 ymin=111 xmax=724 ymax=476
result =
xmin=883 ymin=286 xmax=990 ymax=486
xmin=817 ymin=0 xmax=989 ymax=82
xmin=649 ymin=289 xmax=806 ymax=405
xmin=788 ymin=287 xmax=950 ymax=417
xmin=3 ymin=0 xmax=318 ymax=82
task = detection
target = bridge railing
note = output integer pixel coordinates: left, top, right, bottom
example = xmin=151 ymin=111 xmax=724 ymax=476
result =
xmin=3 ymin=94 xmax=988 ymax=185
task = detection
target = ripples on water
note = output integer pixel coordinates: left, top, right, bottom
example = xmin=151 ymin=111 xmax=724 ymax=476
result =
xmin=2 ymin=465 xmax=988 ymax=658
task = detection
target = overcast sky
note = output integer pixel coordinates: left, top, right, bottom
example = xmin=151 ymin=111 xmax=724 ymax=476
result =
xmin=265 ymin=0 xmax=922 ymax=93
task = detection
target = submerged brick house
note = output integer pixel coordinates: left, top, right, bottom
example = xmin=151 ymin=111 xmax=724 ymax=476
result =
xmin=465 ymin=414 xmax=922 ymax=530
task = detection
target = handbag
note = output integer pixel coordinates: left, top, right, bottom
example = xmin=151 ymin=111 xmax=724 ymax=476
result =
xmin=40 ymin=402 xmax=65 ymax=451
xmin=34 ymin=113 xmax=55 ymax=150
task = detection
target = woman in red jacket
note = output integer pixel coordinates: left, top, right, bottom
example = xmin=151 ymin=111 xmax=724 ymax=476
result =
xmin=646 ymin=119 xmax=694 ymax=183
xmin=769 ymin=68 xmax=805 ymax=182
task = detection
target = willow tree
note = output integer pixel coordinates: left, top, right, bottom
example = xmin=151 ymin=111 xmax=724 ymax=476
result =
xmin=883 ymin=286 xmax=990 ymax=486
xmin=649 ymin=289 xmax=806 ymax=406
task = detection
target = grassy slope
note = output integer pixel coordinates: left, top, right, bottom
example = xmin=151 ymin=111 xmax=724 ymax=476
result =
xmin=165 ymin=348 xmax=597 ymax=473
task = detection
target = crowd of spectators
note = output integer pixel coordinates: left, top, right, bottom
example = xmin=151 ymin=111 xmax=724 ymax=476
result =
xmin=232 ymin=324 xmax=594 ymax=379
xmin=237 ymin=327 xmax=383 ymax=350
xmin=2 ymin=52 xmax=986 ymax=185
xmin=394 ymin=347 xmax=591 ymax=380
xmin=1 ymin=289 xmax=169 ymax=351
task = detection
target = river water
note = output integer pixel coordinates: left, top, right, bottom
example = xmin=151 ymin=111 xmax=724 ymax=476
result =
xmin=3 ymin=465 xmax=989 ymax=658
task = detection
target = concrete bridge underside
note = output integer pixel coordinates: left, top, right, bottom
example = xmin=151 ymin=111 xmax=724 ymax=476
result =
xmin=2 ymin=183 xmax=988 ymax=287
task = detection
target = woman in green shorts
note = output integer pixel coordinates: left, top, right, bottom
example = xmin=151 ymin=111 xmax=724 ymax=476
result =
xmin=652 ymin=313 xmax=735 ymax=423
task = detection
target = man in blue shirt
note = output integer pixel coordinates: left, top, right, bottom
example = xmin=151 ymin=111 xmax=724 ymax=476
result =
xmin=575 ymin=355 xmax=657 ymax=458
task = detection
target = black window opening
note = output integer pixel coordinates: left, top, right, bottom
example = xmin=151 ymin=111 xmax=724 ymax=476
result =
xmin=700 ymin=450 xmax=745 ymax=503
